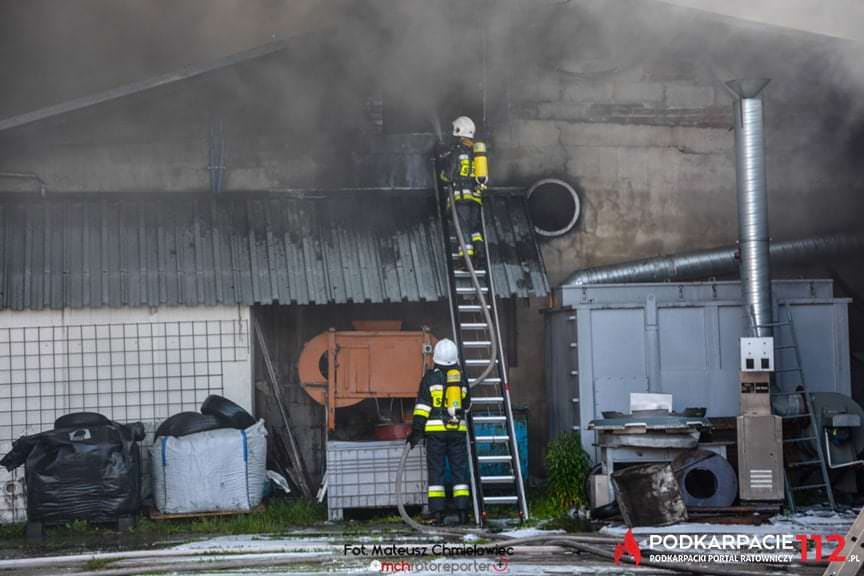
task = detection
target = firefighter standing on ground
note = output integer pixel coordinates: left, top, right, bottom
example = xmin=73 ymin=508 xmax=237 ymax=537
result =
xmin=436 ymin=115 xmax=489 ymax=264
xmin=407 ymin=338 xmax=472 ymax=524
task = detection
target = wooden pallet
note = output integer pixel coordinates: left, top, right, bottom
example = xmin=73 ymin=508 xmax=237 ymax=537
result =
xmin=146 ymin=504 xmax=265 ymax=521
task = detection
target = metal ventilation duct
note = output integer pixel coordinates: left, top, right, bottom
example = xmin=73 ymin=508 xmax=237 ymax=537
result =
xmin=563 ymin=234 xmax=863 ymax=286
xmin=727 ymin=78 xmax=772 ymax=337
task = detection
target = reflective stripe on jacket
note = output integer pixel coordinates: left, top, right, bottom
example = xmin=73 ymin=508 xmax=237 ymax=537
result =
xmin=411 ymin=366 xmax=471 ymax=434
xmin=437 ymin=139 xmax=484 ymax=205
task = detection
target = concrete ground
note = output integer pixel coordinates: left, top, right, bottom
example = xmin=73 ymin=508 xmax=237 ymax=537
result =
xmin=2 ymin=508 xmax=855 ymax=575
xmin=0 ymin=521 xmax=844 ymax=575
xmin=0 ymin=530 xmax=698 ymax=575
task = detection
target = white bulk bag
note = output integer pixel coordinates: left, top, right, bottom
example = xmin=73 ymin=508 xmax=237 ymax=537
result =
xmin=151 ymin=420 xmax=267 ymax=514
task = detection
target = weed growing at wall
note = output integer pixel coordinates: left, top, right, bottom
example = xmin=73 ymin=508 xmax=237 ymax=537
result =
xmin=544 ymin=432 xmax=591 ymax=514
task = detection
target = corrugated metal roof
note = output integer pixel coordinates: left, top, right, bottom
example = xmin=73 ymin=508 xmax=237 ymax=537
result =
xmin=0 ymin=191 xmax=548 ymax=309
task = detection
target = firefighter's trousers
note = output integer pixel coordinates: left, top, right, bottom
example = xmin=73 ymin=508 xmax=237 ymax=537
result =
xmin=454 ymin=201 xmax=483 ymax=257
xmin=425 ymin=430 xmax=471 ymax=513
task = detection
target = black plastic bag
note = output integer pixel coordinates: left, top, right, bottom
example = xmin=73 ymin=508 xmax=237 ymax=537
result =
xmin=54 ymin=412 xmax=111 ymax=430
xmin=154 ymin=412 xmax=224 ymax=438
xmin=1 ymin=421 xmax=142 ymax=523
xmin=200 ymin=395 xmax=255 ymax=429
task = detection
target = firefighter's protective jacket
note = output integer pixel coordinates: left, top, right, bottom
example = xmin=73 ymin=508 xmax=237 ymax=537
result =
xmin=436 ymin=139 xmax=483 ymax=205
xmin=412 ymin=366 xmax=471 ymax=433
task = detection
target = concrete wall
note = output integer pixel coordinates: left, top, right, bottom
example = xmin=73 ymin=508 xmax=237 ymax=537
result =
xmin=0 ymin=305 xmax=252 ymax=523
xmin=506 ymin=297 xmax=550 ymax=475
xmin=658 ymin=0 xmax=864 ymax=42
xmin=495 ymin=52 xmax=863 ymax=286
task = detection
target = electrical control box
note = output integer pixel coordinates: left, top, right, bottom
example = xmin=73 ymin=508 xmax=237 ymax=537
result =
xmin=737 ymin=414 xmax=784 ymax=501
xmin=739 ymin=371 xmax=772 ymax=416
xmin=740 ymin=337 xmax=774 ymax=372
xmin=737 ymin=369 xmax=784 ymax=502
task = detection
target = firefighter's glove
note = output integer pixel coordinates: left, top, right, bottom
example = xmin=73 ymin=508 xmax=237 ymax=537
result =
xmin=407 ymin=429 xmax=423 ymax=449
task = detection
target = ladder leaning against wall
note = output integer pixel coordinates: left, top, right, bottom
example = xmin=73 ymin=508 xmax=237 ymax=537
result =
xmin=766 ymin=306 xmax=837 ymax=512
xmin=436 ymin=190 xmax=529 ymax=526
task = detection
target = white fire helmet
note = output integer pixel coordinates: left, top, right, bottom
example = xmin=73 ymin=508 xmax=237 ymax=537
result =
xmin=433 ymin=338 xmax=459 ymax=366
xmin=452 ymin=116 xmax=476 ymax=139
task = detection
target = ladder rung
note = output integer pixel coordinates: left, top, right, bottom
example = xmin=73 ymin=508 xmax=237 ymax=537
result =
xmin=465 ymin=358 xmax=498 ymax=367
xmin=788 ymin=460 xmax=823 ymax=468
xmin=472 ymin=396 xmax=504 ymax=405
xmin=775 ymin=345 xmax=796 ymax=350
xmin=775 ymin=368 xmax=802 ymax=373
xmin=784 ymin=435 xmax=817 ymax=443
xmin=773 ymin=391 xmax=805 ymax=396
xmin=472 ymin=415 xmax=506 ymax=423
xmin=483 ymin=496 xmax=519 ymax=505
xmin=478 ymin=455 xmax=512 ymax=463
xmin=782 ymin=414 xmax=814 ymax=419
xmin=456 ymin=286 xmax=489 ymax=294
xmin=460 ymin=323 xmax=488 ymax=330
xmin=481 ymin=475 xmax=515 ymax=484
xmin=454 ymin=270 xmax=487 ymax=278
xmin=792 ymin=483 xmax=828 ymax=491
xmin=468 ymin=377 xmax=501 ymax=385
xmin=458 ymin=304 xmax=491 ymax=312
xmin=463 ymin=341 xmax=492 ymax=348
xmin=474 ymin=435 xmax=510 ymax=443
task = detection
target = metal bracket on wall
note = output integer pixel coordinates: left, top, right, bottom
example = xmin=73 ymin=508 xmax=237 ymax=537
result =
xmin=0 ymin=171 xmax=47 ymax=196
xmin=208 ymin=118 xmax=225 ymax=194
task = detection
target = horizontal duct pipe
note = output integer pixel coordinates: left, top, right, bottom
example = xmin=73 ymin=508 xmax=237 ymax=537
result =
xmin=564 ymin=234 xmax=863 ymax=286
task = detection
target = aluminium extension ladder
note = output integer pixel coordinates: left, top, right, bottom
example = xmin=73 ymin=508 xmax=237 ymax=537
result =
xmin=767 ymin=307 xmax=837 ymax=512
xmin=436 ymin=195 xmax=529 ymax=526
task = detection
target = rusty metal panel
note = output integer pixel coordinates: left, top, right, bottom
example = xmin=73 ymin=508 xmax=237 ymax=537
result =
xmin=298 ymin=330 xmax=435 ymax=406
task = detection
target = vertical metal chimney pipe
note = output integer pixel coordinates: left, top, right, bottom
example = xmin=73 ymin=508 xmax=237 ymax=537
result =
xmin=726 ymin=79 xmax=772 ymax=337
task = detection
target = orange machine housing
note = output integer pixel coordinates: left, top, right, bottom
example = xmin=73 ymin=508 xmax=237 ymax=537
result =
xmin=298 ymin=322 xmax=435 ymax=430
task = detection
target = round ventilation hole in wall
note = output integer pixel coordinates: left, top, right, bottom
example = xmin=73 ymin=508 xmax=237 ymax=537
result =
xmin=527 ymin=178 xmax=581 ymax=237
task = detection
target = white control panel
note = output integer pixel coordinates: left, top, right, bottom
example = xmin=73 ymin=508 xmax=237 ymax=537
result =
xmin=740 ymin=337 xmax=774 ymax=372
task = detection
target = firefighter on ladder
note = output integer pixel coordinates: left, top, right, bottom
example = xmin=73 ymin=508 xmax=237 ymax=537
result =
xmin=436 ymin=115 xmax=489 ymax=267
xmin=407 ymin=338 xmax=472 ymax=524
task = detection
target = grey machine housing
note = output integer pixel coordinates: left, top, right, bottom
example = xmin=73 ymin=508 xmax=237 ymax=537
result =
xmin=546 ymin=279 xmax=852 ymax=460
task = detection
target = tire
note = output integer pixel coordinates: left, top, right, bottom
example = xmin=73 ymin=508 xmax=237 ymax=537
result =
xmin=200 ymin=395 xmax=255 ymax=429
xmin=154 ymin=412 xmax=225 ymax=438
xmin=54 ymin=412 xmax=111 ymax=430
xmin=590 ymin=501 xmax=620 ymax=520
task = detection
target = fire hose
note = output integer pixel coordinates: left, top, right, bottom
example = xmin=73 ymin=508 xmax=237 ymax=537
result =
xmin=394 ymin=159 xmax=499 ymax=536
xmin=390 ymin=137 xmax=819 ymax=576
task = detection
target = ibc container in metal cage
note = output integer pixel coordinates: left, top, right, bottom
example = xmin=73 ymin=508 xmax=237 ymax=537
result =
xmin=326 ymin=440 xmax=427 ymax=521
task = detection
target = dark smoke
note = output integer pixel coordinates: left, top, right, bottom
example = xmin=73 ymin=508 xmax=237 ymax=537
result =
xmin=0 ymin=0 xmax=862 ymax=230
